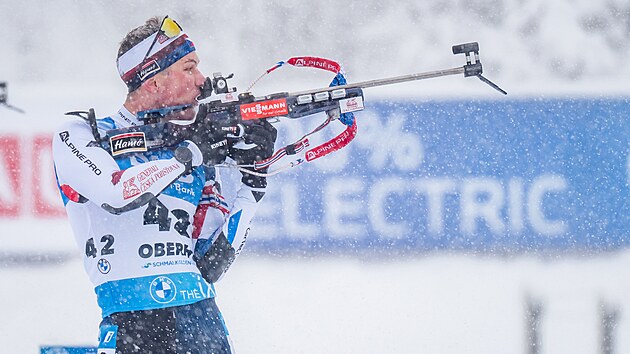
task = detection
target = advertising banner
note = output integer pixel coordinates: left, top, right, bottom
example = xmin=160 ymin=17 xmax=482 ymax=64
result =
xmin=1 ymin=99 xmax=628 ymax=254
xmin=249 ymin=99 xmax=629 ymax=253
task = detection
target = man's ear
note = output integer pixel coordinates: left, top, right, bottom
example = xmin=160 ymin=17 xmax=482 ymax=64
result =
xmin=143 ymin=77 xmax=160 ymax=94
xmin=149 ymin=70 xmax=172 ymax=93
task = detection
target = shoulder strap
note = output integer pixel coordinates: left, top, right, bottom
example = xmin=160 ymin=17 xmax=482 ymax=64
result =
xmin=65 ymin=108 xmax=101 ymax=144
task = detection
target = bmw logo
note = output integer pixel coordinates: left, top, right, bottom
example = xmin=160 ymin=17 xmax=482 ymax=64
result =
xmin=97 ymin=259 xmax=111 ymax=274
xmin=149 ymin=276 xmax=177 ymax=304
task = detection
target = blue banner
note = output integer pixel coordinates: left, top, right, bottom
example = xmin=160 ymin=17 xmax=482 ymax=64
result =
xmin=41 ymin=347 xmax=96 ymax=354
xmin=243 ymin=98 xmax=629 ymax=254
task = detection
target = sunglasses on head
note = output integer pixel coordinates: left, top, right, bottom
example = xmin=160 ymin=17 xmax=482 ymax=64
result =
xmin=141 ymin=16 xmax=183 ymax=65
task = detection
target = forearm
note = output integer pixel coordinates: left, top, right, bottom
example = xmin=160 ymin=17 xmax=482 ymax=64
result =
xmin=194 ymin=184 xmax=266 ymax=283
xmin=194 ymin=118 xmax=276 ymax=282
xmin=53 ymin=121 xmax=198 ymax=214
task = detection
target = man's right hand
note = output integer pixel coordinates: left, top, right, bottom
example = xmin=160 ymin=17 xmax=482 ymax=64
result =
xmin=187 ymin=109 xmax=236 ymax=166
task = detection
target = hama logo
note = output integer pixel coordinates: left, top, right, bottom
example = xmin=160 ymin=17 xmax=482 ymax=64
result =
xmin=97 ymin=258 xmax=111 ymax=274
xmin=240 ymin=99 xmax=288 ymax=120
xmin=110 ymin=132 xmax=147 ymax=156
xmin=150 ymin=276 xmax=177 ymax=304
xmin=138 ymin=60 xmax=161 ymax=81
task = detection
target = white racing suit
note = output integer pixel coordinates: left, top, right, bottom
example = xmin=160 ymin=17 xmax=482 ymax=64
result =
xmin=52 ymin=107 xmax=264 ymax=353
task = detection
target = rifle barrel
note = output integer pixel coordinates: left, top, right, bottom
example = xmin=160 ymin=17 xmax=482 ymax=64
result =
xmin=288 ymin=66 xmax=465 ymax=96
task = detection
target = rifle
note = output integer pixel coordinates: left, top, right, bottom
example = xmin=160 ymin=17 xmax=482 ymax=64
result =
xmin=88 ymin=42 xmax=506 ymax=174
xmin=0 ymin=82 xmax=25 ymax=113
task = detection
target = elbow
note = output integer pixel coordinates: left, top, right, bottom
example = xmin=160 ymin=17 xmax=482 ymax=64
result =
xmin=100 ymin=192 xmax=156 ymax=215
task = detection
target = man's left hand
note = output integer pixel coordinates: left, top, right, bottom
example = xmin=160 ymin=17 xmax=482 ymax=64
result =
xmin=228 ymin=119 xmax=277 ymax=188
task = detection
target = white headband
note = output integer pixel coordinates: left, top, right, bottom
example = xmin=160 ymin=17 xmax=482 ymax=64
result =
xmin=116 ymin=30 xmax=195 ymax=91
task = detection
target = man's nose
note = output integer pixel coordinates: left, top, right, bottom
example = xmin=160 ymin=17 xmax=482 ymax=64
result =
xmin=194 ymin=70 xmax=206 ymax=87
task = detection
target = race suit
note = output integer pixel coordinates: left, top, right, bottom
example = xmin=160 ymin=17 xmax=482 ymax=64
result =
xmin=52 ymin=107 xmax=263 ymax=352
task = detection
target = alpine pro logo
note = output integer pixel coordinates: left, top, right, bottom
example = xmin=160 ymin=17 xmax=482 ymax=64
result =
xmin=59 ymin=131 xmax=70 ymax=142
xmin=149 ymin=276 xmax=177 ymax=304
xmin=59 ymin=130 xmax=103 ymax=175
xmin=288 ymin=57 xmax=341 ymax=73
xmin=306 ymin=122 xmax=357 ymax=162
xmin=109 ymin=132 xmax=147 ymax=156
xmin=240 ymin=99 xmax=289 ymax=120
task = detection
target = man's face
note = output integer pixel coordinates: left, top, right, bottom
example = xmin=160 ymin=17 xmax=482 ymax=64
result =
xmin=153 ymin=52 xmax=206 ymax=121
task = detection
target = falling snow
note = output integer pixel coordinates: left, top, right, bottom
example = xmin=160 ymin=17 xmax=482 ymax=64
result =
xmin=0 ymin=1 xmax=629 ymax=353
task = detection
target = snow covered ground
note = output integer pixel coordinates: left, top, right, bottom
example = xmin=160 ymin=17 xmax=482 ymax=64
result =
xmin=3 ymin=252 xmax=630 ymax=353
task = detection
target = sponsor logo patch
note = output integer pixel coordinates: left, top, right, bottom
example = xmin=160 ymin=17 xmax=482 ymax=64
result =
xmin=138 ymin=242 xmax=194 ymax=259
xmin=339 ymin=96 xmax=364 ymax=114
xmin=59 ymin=131 xmax=70 ymax=142
xmin=220 ymin=92 xmax=239 ymax=103
xmin=149 ymin=276 xmax=177 ymax=304
xmin=210 ymin=139 xmax=228 ymax=149
xmin=306 ymin=122 xmax=357 ymax=162
xmin=156 ymin=33 xmax=169 ymax=44
xmin=110 ymin=132 xmax=147 ymax=156
xmin=103 ymin=330 xmax=115 ymax=343
xmin=142 ymin=259 xmax=195 ymax=269
xmin=138 ymin=60 xmax=161 ymax=81
xmin=122 ymin=177 xmax=141 ymax=200
xmin=288 ymin=57 xmax=341 ymax=73
xmin=240 ymin=99 xmax=289 ymax=120
xmin=97 ymin=258 xmax=111 ymax=274
xmin=59 ymin=130 xmax=103 ymax=175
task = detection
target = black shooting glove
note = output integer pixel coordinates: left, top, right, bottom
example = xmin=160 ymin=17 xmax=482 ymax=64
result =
xmin=185 ymin=104 xmax=241 ymax=166
xmin=228 ymin=119 xmax=278 ymax=188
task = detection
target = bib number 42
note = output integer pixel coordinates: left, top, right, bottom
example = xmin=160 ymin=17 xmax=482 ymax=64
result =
xmin=85 ymin=234 xmax=115 ymax=258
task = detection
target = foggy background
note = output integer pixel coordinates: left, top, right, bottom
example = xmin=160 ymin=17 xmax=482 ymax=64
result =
xmin=2 ymin=0 xmax=630 ymax=97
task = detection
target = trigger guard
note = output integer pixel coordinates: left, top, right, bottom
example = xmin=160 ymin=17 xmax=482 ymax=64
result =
xmin=226 ymin=124 xmax=245 ymax=139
